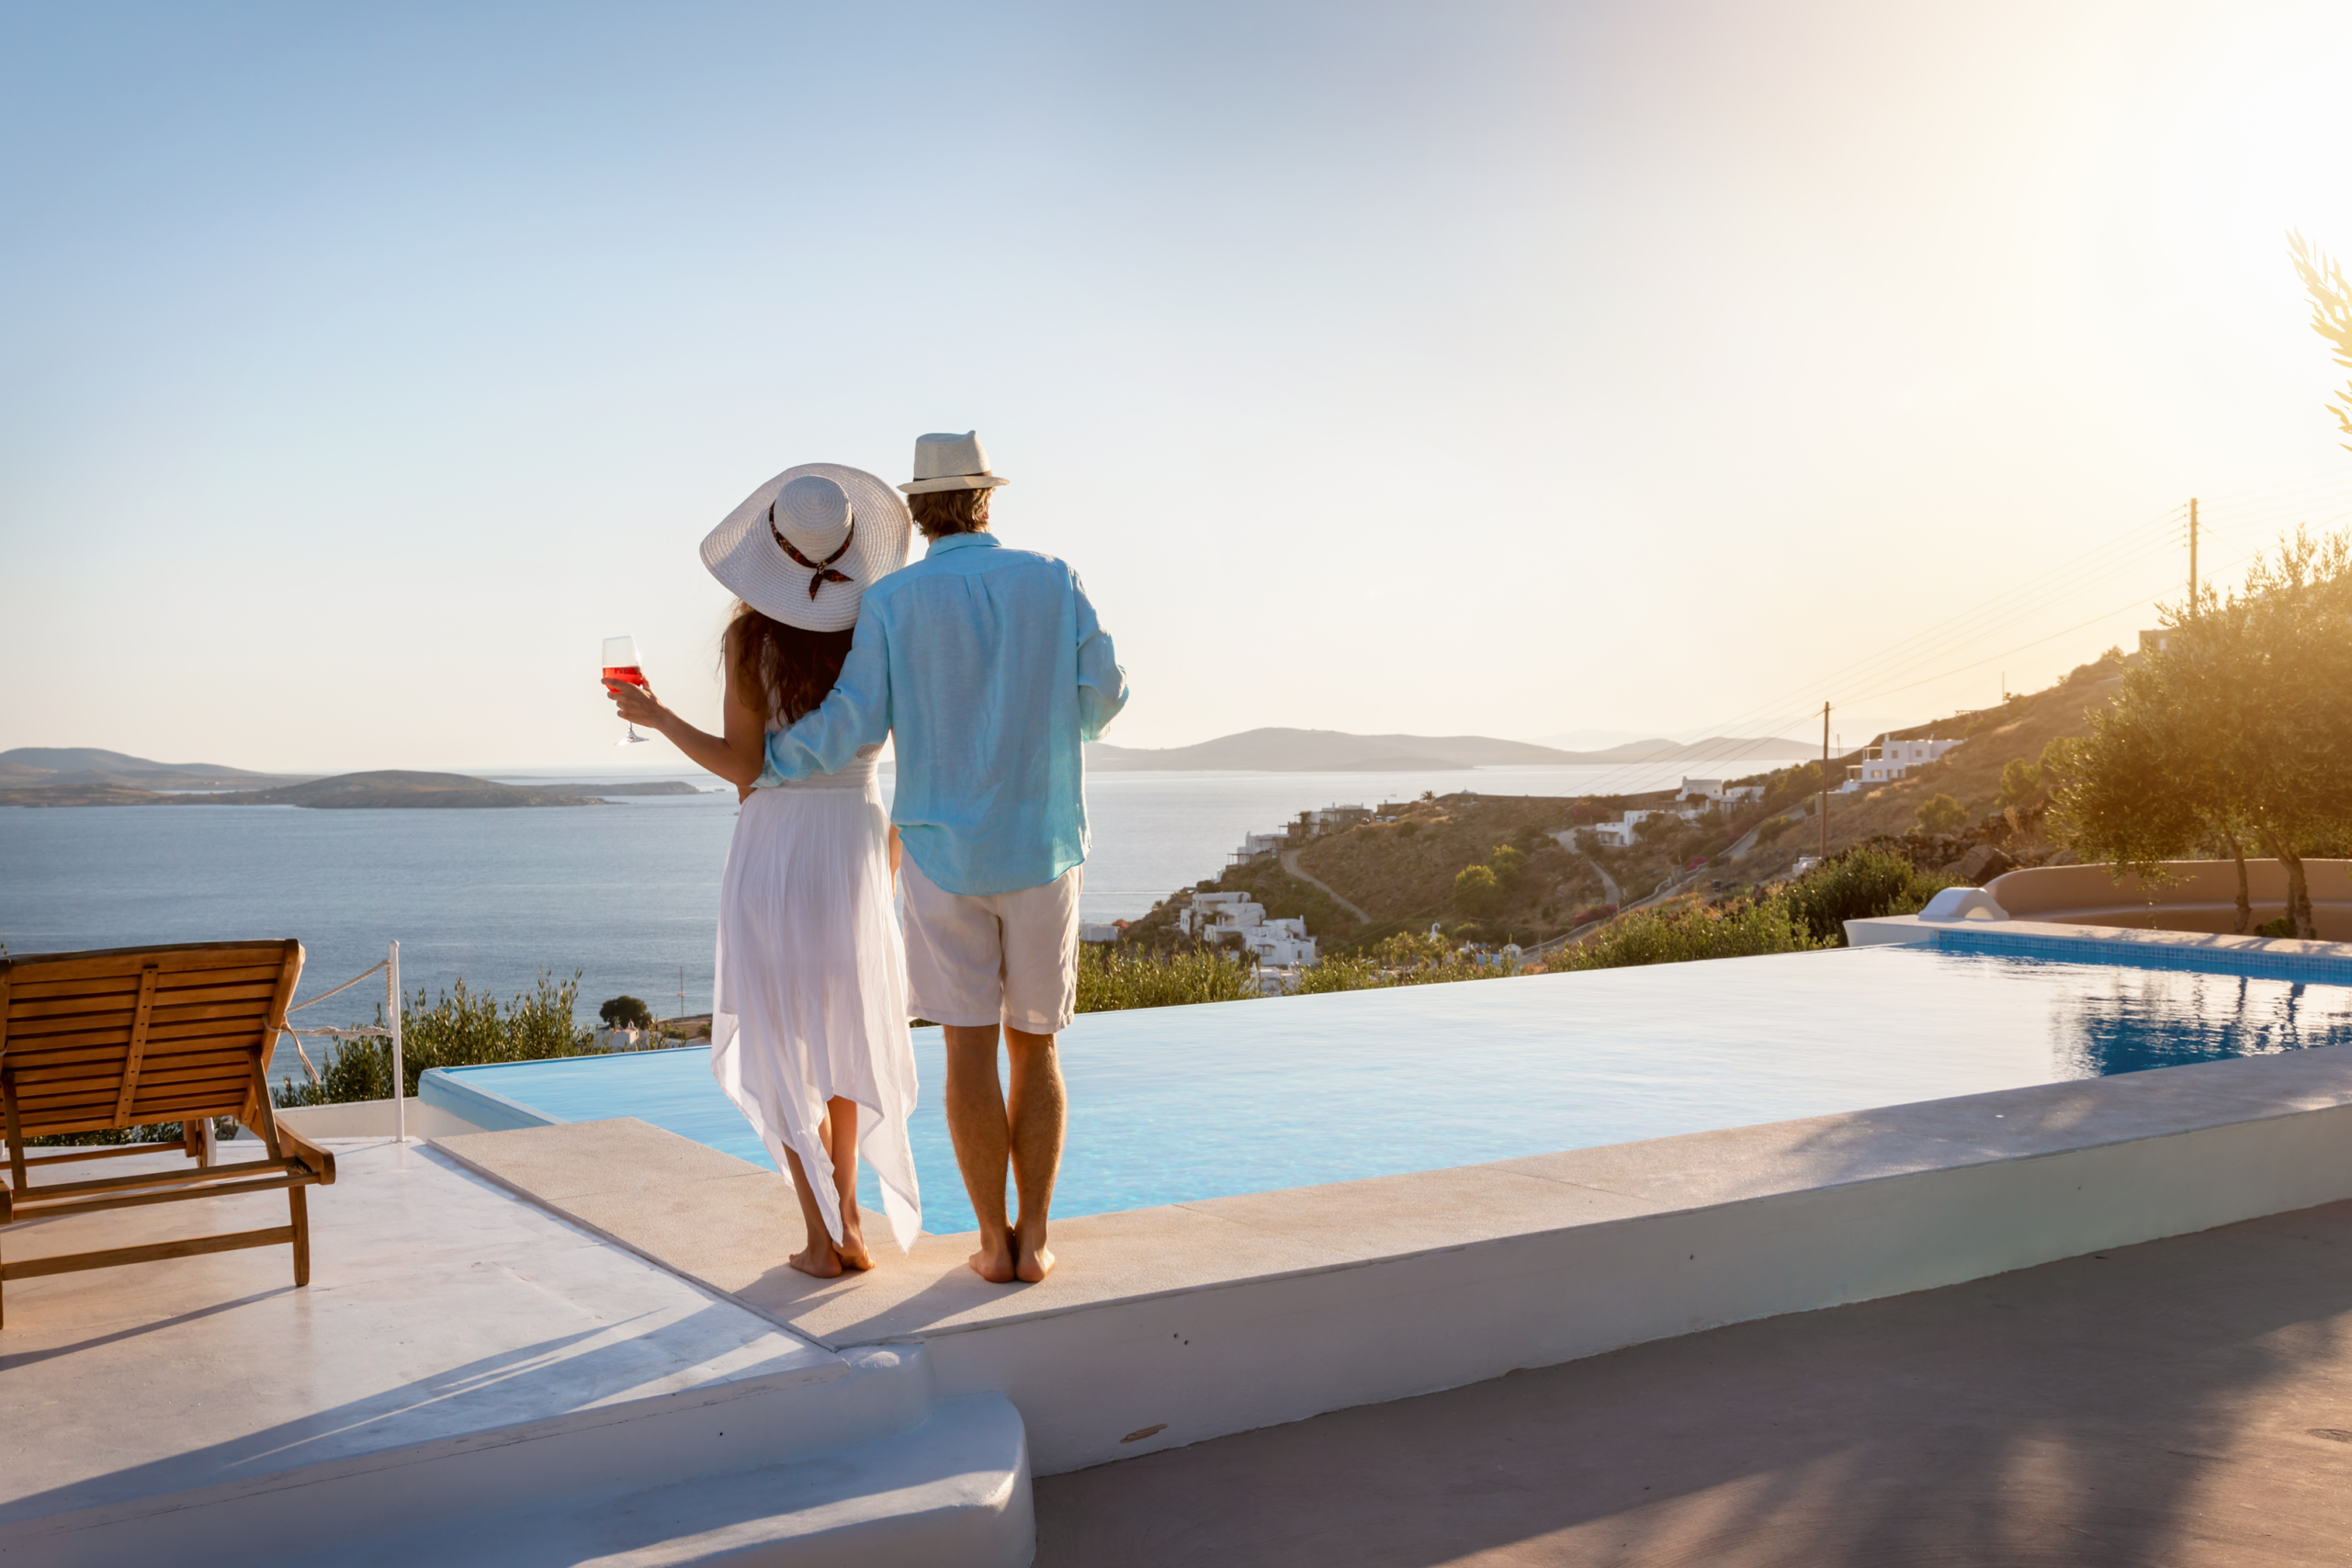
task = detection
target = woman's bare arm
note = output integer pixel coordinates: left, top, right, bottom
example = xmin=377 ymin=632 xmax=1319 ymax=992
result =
xmin=605 ymin=638 xmax=767 ymax=787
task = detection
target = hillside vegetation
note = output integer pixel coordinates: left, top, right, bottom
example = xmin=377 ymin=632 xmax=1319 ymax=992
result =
xmin=1121 ymin=653 xmax=2135 ymax=954
xmin=1796 ymin=660 xmax=2129 ymax=869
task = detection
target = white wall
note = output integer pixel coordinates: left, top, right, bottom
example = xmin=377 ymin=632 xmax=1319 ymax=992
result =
xmin=910 ymin=1045 xmax=2352 ymax=1475
xmin=275 ymin=1097 xmax=490 ymax=1141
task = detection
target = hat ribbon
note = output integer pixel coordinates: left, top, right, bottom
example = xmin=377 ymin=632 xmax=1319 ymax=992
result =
xmin=768 ymin=507 xmax=857 ymax=600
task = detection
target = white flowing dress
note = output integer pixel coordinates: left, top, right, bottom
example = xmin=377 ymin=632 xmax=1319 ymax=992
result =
xmin=709 ymin=745 xmax=922 ymax=1253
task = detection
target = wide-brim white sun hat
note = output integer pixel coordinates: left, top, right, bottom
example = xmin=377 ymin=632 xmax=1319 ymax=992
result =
xmin=899 ymin=430 xmax=1011 ymax=494
xmin=699 ymin=463 xmax=912 ymax=633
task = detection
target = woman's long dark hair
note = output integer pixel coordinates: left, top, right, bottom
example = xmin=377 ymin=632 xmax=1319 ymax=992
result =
xmin=725 ymin=602 xmax=854 ymax=724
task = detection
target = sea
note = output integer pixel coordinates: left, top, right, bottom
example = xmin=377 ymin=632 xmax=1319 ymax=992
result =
xmin=1 ymin=761 xmax=1719 ymax=1078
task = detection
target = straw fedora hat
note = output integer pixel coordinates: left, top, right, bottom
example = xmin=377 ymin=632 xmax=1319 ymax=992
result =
xmin=899 ymin=431 xmax=1011 ymax=494
xmin=699 ymin=463 xmax=911 ymax=632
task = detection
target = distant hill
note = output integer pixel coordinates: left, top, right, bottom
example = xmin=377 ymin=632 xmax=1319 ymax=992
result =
xmin=1 ymin=769 xmax=649 ymax=809
xmin=1084 ymin=728 xmax=1816 ymax=773
xmin=0 ymin=747 xmax=311 ymax=792
xmin=184 ymin=772 xmax=619 ymax=808
xmin=1544 ymin=736 xmax=1819 ymax=765
xmin=1086 ymin=729 xmax=1568 ymax=772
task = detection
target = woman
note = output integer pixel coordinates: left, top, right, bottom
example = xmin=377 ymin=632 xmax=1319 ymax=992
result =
xmin=605 ymin=463 xmax=919 ymax=1275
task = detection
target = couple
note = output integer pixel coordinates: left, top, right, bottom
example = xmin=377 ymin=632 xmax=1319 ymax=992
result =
xmin=607 ymin=432 xmax=1127 ymax=1285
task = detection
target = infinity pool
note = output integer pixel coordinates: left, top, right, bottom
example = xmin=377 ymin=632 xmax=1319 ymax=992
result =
xmin=427 ymin=938 xmax=2352 ymax=1236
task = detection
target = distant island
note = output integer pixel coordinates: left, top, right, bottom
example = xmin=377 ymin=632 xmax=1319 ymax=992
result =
xmin=0 ymin=746 xmax=313 ymax=793
xmin=1082 ymin=728 xmax=1815 ymax=773
xmin=0 ymin=750 xmax=712 ymax=809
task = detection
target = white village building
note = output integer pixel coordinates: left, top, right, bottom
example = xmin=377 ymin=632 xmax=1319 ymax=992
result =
xmin=1589 ymin=795 xmax=1726 ymax=847
xmin=1840 ymin=735 xmax=1963 ymax=794
xmin=1177 ymin=891 xmax=1319 ymax=966
xmin=1677 ymin=778 xmax=1765 ymax=806
xmin=1227 ymin=831 xmax=1285 ymax=865
xmin=1590 ymin=808 xmax=1664 ymax=848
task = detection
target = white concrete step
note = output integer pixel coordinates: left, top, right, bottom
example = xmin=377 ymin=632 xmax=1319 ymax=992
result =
xmin=345 ymin=1393 xmax=1034 ymax=1567
xmin=6 ymin=1344 xmax=1032 ymax=1567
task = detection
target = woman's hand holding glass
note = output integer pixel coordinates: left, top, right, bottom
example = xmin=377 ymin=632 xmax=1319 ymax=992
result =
xmin=605 ymin=673 xmax=673 ymax=735
xmin=602 ymin=635 xmax=670 ymax=745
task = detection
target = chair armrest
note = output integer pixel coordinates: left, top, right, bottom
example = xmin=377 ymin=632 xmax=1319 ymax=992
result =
xmin=277 ymin=1124 xmax=337 ymax=1185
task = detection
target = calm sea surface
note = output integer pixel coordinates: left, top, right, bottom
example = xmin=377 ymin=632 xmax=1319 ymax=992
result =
xmin=0 ymin=762 xmax=1711 ymax=1076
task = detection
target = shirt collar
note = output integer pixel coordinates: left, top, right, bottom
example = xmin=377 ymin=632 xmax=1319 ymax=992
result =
xmin=924 ymin=531 xmax=1003 ymax=558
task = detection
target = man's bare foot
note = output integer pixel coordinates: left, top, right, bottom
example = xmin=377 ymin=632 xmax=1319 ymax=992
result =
xmin=789 ymin=1242 xmax=843 ymax=1279
xmin=1013 ymin=1235 xmax=1056 ymax=1283
xmin=966 ymin=1235 xmax=1018 ymax=1283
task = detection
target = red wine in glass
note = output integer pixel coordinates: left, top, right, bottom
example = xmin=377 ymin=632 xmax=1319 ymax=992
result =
xmin=603 ymin=635 xmax=650 ymax=745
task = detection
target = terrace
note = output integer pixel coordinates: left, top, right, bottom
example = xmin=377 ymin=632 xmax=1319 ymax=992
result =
xmin=7 ymin=889 xmax=2352 ymax=1562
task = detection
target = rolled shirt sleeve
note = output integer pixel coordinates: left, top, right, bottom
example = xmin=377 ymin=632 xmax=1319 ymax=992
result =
xmin=1072 ymin=576 xmax=1129 ymax=742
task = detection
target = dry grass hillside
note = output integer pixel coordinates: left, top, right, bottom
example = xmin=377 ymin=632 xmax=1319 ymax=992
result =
xmin=1775 ymin=671 xmax=2125 ymax=874
xmin=1118 ymin=794 xmax=1611 ymax=953
xmin=1295 ymin=797 xmax=1607 ymax=942
xmin=1118 ymin=657 xmax=2132 ymax=953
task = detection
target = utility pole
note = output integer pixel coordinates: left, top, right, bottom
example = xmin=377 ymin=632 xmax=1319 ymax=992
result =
xmin=1819 ymin=701 xmax=1830 ymax=863
xmin=2188 ymin=497 xmax=2199 ymax=608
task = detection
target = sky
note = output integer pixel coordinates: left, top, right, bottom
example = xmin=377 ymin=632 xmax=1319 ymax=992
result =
xmin=7 ymin=0 xmax=2352 ymax=772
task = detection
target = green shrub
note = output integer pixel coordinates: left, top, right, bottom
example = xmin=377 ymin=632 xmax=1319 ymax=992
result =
xmin=1294 ymin=931 xmax=1513 ymax=993
xmin=1997 ymin=758 xmax=2042 ymax=807
xmin=1489 ymin=844 xmax=1527 ymax=886
xmin=1453 ymin=863 xmax=1502 ymax=914
xmin=1779 ymin=847 xmax=1952 ymax=945
xmin=1916 ymin=793 xmax=1970 ymax=833
xmin=28 ymin=1121 xmax=220 ymax=1149
xmin=276 ymin=970 xmax=600 ymax=1108
xmin=1076 ymin=945 xmax=1258 ymax=1011
xmin=1551 ymin=898 xmax=1824 ymax=972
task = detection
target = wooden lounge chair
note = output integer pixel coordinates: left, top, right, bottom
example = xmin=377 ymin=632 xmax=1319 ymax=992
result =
xmin=0 ymin=939 xmax=336 ymax=1326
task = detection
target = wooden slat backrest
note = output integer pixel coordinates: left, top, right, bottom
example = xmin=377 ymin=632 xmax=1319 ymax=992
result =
xmin=0 ymin=942 xmax=304 ymax=1137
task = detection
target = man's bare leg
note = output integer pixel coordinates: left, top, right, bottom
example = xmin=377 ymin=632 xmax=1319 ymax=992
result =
xmin=944 ymin=1024 xmax=1018 ymax=1282
xmin=1004 ymin=1027 xmax=1065 ymax=1282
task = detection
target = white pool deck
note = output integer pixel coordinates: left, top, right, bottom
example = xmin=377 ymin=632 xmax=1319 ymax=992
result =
xmin=11 ymin=919 xmax=2352 ymax=1562
xmin=0 ymin=1138 xmax=1031 ymax=1565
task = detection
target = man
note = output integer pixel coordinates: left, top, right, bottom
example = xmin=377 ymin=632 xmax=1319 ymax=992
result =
xmin=763 ymin=431 xmax=1129 ymax=1284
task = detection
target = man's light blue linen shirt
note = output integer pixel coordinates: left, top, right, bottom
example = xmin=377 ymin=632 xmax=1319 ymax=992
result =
xmin=763 ymin=531 xmax=1130 ymax=897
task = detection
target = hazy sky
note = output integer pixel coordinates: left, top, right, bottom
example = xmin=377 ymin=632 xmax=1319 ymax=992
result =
xmin=8 ymin=0 xmax=2352 ymax=771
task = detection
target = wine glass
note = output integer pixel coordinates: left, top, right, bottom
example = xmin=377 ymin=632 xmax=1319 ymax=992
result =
xmin=603 ymin=635 xmax=650 ymax=746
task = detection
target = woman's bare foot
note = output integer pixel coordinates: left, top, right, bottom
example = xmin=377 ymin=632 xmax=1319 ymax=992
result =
xmin=967 ymin=1235 xmax=1018 ymax=1283
xmin=788 ymin=1241 xmax=843 ymax=1279
xmin=836 ymin=1211 xmax=876 ymax=1272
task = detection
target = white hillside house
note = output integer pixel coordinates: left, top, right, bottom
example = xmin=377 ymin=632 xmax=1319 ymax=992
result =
xmin=1677 ymin=778 xmax=1764 ymax=806
xmin=1841 ymin=736 xmax=1963 ymax=794
xmin=1178 ymin=892 xmax=1319 ymax=966
xmin=1590 ymin=808 xmax=1669 ymax=847
xmin=1590 ymin=795 xmax=1725 ymax=847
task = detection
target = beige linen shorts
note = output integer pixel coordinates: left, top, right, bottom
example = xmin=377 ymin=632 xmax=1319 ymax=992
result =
xmin=901 ymin=860 xmax=1084 ymax=1033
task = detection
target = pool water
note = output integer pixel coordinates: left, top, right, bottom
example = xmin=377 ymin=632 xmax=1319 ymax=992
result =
xmin=430 ymin=942 xmax=2352 ymax=1237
